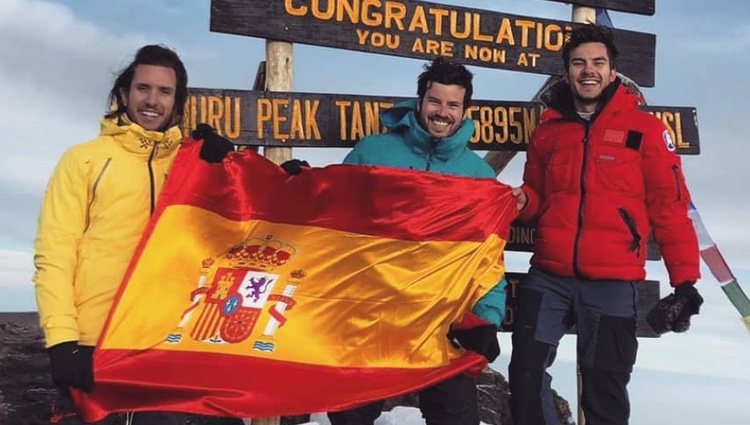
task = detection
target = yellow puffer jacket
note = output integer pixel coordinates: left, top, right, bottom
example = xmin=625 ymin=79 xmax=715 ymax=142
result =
xmin=33 ymin=116 xmax=183 ymax=348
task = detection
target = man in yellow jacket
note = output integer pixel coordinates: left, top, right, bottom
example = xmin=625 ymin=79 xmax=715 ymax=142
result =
xmin=33 ymin=45 xmax=189 ymax=424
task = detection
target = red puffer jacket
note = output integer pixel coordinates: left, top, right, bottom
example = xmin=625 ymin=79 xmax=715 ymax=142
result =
xmin=518 ymin=80 xmax=700 ymax=285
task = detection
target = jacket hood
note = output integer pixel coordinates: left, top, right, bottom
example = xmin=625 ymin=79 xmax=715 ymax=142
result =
xmin=380 ymin=99 xmax=475 ymax=161
xmin=100 ymin=114 xmax=182 ymax=158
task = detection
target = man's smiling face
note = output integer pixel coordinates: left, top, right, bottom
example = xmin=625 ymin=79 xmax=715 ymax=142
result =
xmin=120 ymin=64 xmax=177 ymax=131
xmin=565 ymin=41 xmax=617 ymax=113
xmin=418 ymin=82 xmax=465 ymax=139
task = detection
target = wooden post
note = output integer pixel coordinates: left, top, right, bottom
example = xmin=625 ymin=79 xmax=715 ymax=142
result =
xmin=246 ymin=38 xmax=292 ymax=425
xmin=572 ymin=6 xmax=597 ymax=25
xmin=571 ymin=8 xmax=595 ymax=425
xmin=263 ymin=40 xmax=293 ymax=166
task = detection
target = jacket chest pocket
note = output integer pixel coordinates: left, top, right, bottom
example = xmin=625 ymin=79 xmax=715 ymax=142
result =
xmin=591 ymin=145 xmax=643 ymax=195
xmin=545 ymin=144 xmax=579 ymax=194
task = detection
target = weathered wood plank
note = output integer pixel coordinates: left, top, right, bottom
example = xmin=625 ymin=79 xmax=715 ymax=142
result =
xmin=210 ymin=0 xmax=656 ymax=86
xmin=182 ymin=88 xmax=701 ymax=154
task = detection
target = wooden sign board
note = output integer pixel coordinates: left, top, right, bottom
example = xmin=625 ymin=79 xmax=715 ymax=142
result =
xmin=509 ymin=222 xmax=662 ymax=260
xmin=183 ymin=88 xmax=701 ymax=154
xmin=543 ymin=0 xmax=655 ymax=16
xmin=501 ymin=273 xmax=660 ymax=337
xmin=210 ymin=0 xmax=656 ymax=87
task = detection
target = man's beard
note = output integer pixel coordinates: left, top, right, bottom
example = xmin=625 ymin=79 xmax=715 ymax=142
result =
xmin=574 ymin=93 xmax=600 ymax=107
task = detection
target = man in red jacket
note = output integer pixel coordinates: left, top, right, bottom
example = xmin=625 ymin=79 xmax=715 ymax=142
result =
xmin=509 ymin=25 xmax=703 ymax=425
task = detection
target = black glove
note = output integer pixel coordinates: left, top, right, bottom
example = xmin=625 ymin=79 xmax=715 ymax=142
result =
xmin=47 ymin=341 xmax=95 ymax=392
xmin=193 ymin=123 xmax=234 ymax=163
xmin=647 ymin=282 xmax=703 ymax=334
xmin=447 ymin=324 xmax=500 ymax=362
xmin=280 ymin=159 xmax=310 ymax=175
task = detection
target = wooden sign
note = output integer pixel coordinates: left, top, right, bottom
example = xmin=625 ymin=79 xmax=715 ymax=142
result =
xmin=183 ymin=88 xmax=701 ymax=154
xmin=508 ymin=223 xmax=662 ymax=260
xmin=501 ymin=273 xmax=660 ymax=337
xmin=646 ymin=107 xmax=700 ymax=154
xmin=543 ymin=0 xmax=655 ymax=16
xmin=210 ymin=0 xmax=656 ymax=87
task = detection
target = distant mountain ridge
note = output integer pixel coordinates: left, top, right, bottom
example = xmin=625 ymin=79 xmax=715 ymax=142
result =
xmin=0 ymin=312 xmax=38 ymax=325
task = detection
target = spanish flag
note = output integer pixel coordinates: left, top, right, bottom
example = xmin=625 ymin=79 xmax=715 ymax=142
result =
xmin=77 ymin=140 xmax=517 ymax=421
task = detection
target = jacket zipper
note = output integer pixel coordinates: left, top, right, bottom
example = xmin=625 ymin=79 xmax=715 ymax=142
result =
xmin=617 ymin=207 xmax=642 ymax=257
xmin=425 ymin=137 xmax=439 ymax=171
xmin=671 ymin=164 xmax=682 ymax=201
xmin=84 ymin=158 xmax=112 ymax=232
xmin=148 ymin=143 xmax=159 ymax=215
xmin=572 ymin=121 xmax=590 ymax=277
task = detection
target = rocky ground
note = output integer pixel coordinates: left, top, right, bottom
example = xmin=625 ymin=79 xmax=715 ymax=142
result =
xmin=0 ymin=313 xmax=573 ymax=425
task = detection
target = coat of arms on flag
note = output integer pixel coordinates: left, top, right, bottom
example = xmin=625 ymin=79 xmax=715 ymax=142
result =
xmin=169 ymin=235 xmax=300 ymax=351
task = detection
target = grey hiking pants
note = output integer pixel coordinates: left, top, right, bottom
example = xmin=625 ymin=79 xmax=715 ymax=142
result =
xmin=508 ymin=267 xmax=639 ymax=425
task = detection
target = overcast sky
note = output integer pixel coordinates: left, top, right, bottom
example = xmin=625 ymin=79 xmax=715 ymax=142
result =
xmin=1 ymin=1 xmax=749 ymax=424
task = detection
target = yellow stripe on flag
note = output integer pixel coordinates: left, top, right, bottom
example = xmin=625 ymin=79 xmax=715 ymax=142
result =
xmin=101 ymin=205 xmax=506 ymax=369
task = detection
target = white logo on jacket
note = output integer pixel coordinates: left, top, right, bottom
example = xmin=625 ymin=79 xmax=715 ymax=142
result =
xmin=663 ymin=130 xmax=676 ymax=152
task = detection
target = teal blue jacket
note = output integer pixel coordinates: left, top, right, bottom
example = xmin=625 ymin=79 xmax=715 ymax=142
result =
xmin=344 ymin=100 xmax=508 ymax=327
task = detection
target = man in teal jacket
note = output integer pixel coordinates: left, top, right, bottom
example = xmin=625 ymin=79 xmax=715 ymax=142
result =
xmin=328 ymin=57 xmax=508 ymax=425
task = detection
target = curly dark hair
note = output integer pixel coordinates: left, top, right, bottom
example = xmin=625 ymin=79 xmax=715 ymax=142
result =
xmin=106 ymin=44 xmax=188 ymax=127
xmin=562 ymin=25 xmax=619 ymax=70
xmin=417 ymin=57 xmax=473 ymax=110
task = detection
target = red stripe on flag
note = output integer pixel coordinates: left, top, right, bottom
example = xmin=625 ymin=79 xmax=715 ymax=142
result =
xmin=157 ymin=140 xmax=516 ymax=243
xmin=77 ymin=349 xmax=486 ymax=421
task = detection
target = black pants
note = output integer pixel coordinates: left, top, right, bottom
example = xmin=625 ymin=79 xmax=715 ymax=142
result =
xmin=508 ymin=268 xmax=638 ymax=425
xmin=52 ymin=387 xmax=189 ymax=424
xmin=328 ymin=373 xmax=479 ymax=425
